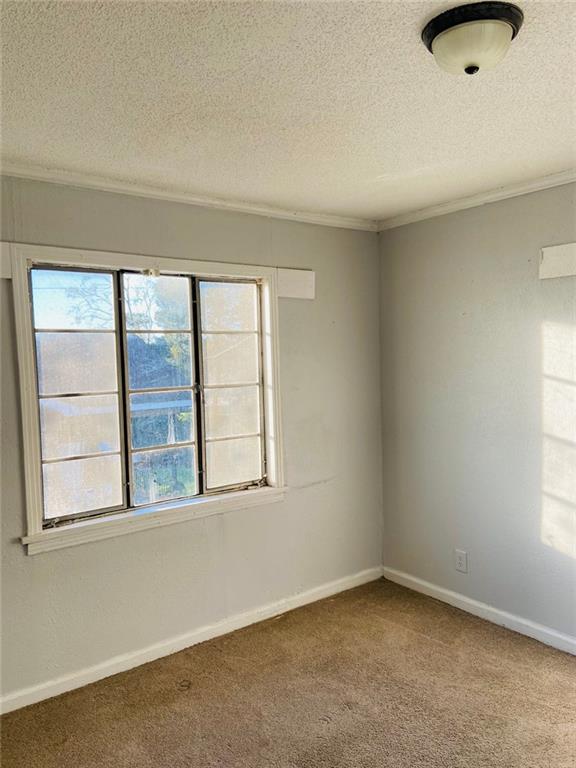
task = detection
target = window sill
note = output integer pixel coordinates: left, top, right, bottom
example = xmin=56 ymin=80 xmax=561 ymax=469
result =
xmin=21 ymin=486 xmax=287 ymax=555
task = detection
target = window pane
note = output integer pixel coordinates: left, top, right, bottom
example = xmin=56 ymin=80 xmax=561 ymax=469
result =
xmin=132 ymin=446 xmax=196 ymax=505
xmin=36 ymin=332 xmax=118 ymax=395
xmin=42 ymin=454 xmax=123 ymax=519
xmin=40 ymin=395 xmax=120 ymax=460
xmin=200 ymin=282 xmax=258 ymax=331
xmin=127 ymin=333 xmax=192 ymax=390
xmin=206 ymin=436 xmax=262 ymax=489
xmin=31 ymin=269 xmax=114 ymax=329
xmin=204 ymin=386 xmax=260 ymax=439
xmin=202 ymin=333 xmax=259 ymax=386
xmin=130 ymin=390 xmax=194 ymax=449
xmin=123 ymin=274 xmax=191 ymax=331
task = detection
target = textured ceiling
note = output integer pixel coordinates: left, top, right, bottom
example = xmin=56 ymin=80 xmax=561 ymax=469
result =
xmin=2 ymin=1 xmax=575 ymax=224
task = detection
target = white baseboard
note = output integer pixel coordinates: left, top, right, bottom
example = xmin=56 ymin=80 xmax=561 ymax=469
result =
xmin=0 ymin=566 xmax=383 ymax=714
xmin=383 ymin=567 xmax=576 ymax=656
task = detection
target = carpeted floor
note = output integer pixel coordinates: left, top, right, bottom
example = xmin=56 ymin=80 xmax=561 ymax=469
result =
xmin=2 ymin=579 xmax=575 ymax=768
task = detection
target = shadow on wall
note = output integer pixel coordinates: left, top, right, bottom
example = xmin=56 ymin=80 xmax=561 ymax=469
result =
xmin=541 ymin=321 xmax=576 ymax=559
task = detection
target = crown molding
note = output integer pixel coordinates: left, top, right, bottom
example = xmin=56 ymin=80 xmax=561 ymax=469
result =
xmin=378 ymin=169 xmax=576 ymax=232
xmin=3 ymin=164 xmax=574 ymax=236
xmin=0 ymin=164 xmax=379 ymax=233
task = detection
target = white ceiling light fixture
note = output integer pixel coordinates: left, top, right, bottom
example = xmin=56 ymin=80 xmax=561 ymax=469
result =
xmin=422 ymin=2 xmax=524 ymax=75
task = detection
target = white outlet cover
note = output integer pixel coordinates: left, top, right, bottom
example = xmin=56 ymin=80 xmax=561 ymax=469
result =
xmin=454 ymin=549 xmax=468 ymax=573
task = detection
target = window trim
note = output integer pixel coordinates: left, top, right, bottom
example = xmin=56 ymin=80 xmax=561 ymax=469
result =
xmin=11 ymin=243 xmax=285 ymax=554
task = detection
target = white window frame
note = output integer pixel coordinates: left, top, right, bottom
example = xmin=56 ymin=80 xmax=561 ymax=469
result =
xmin=10 ymin=243 xmax=285 ymax=554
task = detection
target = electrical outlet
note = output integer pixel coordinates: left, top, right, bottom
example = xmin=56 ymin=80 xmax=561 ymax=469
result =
xmin=454 ymin=549 xmax=468 ymax=573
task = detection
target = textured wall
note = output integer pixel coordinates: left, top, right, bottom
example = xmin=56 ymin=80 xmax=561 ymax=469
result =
xmin=0 ymin=176 xmax=383 ymax=696
xmin=380 ymin=183 xmax=576 ymax=638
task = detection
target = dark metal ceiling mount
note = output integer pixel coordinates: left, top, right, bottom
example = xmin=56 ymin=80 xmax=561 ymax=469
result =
xmin=422 ymin=2 xmax=524 ymax=53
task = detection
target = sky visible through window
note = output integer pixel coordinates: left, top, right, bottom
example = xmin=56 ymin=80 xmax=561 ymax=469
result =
xmin=31 ymin=269 xmax=115 ymax=329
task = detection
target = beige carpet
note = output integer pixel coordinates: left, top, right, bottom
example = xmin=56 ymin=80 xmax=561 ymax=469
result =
xmin=2 ymin=579 xmax=575 ymax=768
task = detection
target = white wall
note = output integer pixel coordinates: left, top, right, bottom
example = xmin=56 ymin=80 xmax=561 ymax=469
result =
xmin=380 ymin=183 xmax=576 ymax=638
xmin=0 ymin=176 xmax=383 ymax=698
xmin=3 ymin=175 xmax=573 ymax=706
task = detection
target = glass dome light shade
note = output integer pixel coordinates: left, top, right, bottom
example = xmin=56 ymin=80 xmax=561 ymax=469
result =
xmin=431 ymin=19 xmax=514 ymax=75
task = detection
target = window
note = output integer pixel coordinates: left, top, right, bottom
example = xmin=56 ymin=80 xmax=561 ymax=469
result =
xmin=12 ymin=245 xmax=284 ymax=553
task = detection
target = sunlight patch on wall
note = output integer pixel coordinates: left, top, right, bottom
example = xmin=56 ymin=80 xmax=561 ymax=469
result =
xmin=543 ymin=379 xmax=576 ymax=444
xmin=541 ymin=494 xmax=576 ymax=559
xmin=541 ymin=321 xmax=576 ymax=559
xmin=543 ymin=321 xmax=576 ymax=381
xmin=542 ymin=437 xmax=576 ymax=503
